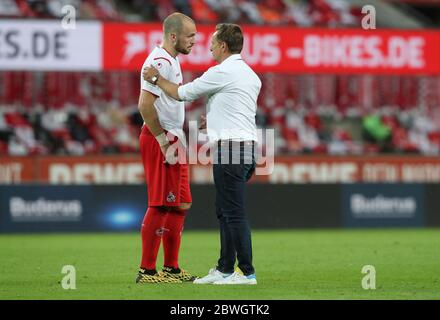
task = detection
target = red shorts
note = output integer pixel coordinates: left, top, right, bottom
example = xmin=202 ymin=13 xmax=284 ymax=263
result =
xmin=140 ymin=125 xmax=192 ymax=207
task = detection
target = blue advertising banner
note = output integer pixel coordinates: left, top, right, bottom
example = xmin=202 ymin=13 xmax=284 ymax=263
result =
xmin=342 ymin=184 xmax=425 ymax=227
xmin=0 ymin=186 xmax=147 ymax=233
xmin=0 ymin=186 xmax=92 ymax=232
xmin=89 ymin=185 xmax=146 ymax=231
xmin=1 ymin=184 xmax=434 ymax=233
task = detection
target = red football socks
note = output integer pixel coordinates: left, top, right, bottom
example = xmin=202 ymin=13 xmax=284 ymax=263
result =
xmin=162 ymin=208 xmax=186 ymax=269
xmin=140 ymin=207 xmax=167 ymax=270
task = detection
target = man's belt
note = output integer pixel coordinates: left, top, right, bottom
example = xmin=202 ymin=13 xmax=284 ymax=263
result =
xmin=217 ymin=140 xmax=255 ymax=147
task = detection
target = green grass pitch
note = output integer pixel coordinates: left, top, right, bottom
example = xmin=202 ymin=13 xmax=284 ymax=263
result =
xmin=1 ymin=229 xmax=439 ymax=299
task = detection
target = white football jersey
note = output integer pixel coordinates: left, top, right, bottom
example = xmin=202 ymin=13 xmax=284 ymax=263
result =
xmin=140 ymin=46 xmax=185 ymax=140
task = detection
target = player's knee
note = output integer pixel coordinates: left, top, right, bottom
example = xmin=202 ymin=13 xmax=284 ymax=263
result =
xmin=179 ymin=202 xmax=192 ymax=211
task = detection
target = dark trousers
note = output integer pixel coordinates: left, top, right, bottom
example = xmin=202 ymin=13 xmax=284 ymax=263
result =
xmin=213 ymin=141 xmax=256 ymax=276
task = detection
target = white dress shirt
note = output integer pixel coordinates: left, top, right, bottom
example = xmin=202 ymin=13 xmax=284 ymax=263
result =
xmin=178 ymin=54 xmax=261 ymax=142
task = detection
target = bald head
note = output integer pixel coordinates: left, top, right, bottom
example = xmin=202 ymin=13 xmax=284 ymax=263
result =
xmin=163 ymin=12 xmax=195 ymax=37
xmin=162 ymin=12 xmax=196 ymax=56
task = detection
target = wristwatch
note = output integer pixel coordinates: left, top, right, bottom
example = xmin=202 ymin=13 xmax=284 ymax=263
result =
xmin=151 ymin=74 xmax=159 ymax=85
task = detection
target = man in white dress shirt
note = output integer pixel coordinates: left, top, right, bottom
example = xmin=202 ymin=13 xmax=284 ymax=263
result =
xmin=144 ymin=23 xmax=262 ymax=285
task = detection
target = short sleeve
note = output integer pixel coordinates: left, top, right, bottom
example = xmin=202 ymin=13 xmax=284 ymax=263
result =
xmin=141 ymin=58 xmax=172 ymax=96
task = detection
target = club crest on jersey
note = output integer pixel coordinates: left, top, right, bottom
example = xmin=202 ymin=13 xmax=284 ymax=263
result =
xmin=167 ymin=191 xmax=176 ymax=203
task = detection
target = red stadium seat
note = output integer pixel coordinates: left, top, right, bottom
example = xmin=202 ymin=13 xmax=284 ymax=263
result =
xmin=4 ymin=112 xmax=30 ymax=127
xmin=392 ymin=127 xmax=420 ymax=153
xmin=312 ymin=144 xmax=328 ymax=154
xmin=363 ymin=144 xmax=381 ymax=154
xmin=304 ymin=113 xmax=322 ymax=130
xmin=381 ymin=115 xmax=400 ymax=131
xmin=15 ymin=0 xmax=36 ymax=17
xmin=190 ymin=0 xmax=219 ymax=23
xmin=51 ymin=129 xmax=72 ymax=142
xmin=257 ymin=3 xmax=283 ymax=24
xmin=428 ymin=132 xmax=440 ymax=148
xmin=334 ymin=128 xmax=352 ymax=142
xmin=0 ymin=140 xmax=7 ymax=154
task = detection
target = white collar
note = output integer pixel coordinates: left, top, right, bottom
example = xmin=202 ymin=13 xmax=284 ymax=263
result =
xmin=221 ymin=54 xmax=242 ymax=64
xmin=157 ymin=46 xmax=177 ymax=61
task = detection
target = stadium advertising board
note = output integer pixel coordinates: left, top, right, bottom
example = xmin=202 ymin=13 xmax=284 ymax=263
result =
xmin=342 ymin=184 xmax=425 ymax=227
xmin=0 ymin=157 xmax=34 ymax=184
xmin=0 ymin=185 xmax=90 ymax=232
xmin=0 ymin=184 xmax=340 ymax=232
xmin=3 ymin=156 xmax=440 ymax=184
xmin=2 ymin=183 xmax=435 ymax=232
xmin=202 ymin=157 xmax=440 ymax=184
xmin=0 ymin=155 xmax=440 ymax=185
xmin=104 ymin=24 xmax=440 ymax=75
xmin=263 ymin=156 xmax=440 ymax=184
xmin=38 ymin=156 xmax=144 ymax=184
xmin=0 ymin=156 xmax=144 ymax=184
xmin=1 ymin=20 xmax=439 ymax=74
xmin=0 ymin=185 xmax=146 ymax=233
xmin=0 ymin=20 xmax=101 ymax=71
xmin=425 ymin=185 xmax=440 ymax=227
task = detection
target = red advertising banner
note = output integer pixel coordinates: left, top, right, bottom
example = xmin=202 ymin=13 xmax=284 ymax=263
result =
xmin=37 ymin=155 xmax=144 ymax=184
xmin=0 ymin=157 xmax=35 ymax=183
xmin=103 ymin=23 xmax=440 ymax=75
xmin=256 ymin=156 xmax=440 ymax=184
xmin=3 ymin=155 xmax=440 ymax=184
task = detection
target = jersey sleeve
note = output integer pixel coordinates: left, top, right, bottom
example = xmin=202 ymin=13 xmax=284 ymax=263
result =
xmin=141 ymin=57 xmax=172 ymax=97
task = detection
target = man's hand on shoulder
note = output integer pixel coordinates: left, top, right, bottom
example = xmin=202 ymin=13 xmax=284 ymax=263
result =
xmin=143 ymin=65 xmax=181 ymax=101
xmin=143 ymin=66 xmax=160 ymax=85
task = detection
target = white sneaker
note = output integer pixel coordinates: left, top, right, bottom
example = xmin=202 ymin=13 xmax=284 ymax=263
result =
xmin=193 ymin=268 xmax=232 ymax=284
xmin=213 ymin=268 xmax=257 ymax=285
